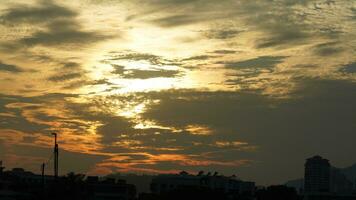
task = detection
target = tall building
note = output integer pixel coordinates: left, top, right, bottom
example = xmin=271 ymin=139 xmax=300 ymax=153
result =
xmin=304 ymin=155 xmax=331 ymax=194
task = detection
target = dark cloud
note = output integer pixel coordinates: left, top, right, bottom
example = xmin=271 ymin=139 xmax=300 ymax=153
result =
xmin=223 ymin=56 xmax=286 ymax=69
xmin=61 ymin=62 xmax=81 ymax=69
xmin=111 ymin=65 xmax=181 ymax=79
xmin=210 ymin=50 xmax=237 ymax=54
xmin=130 ymin=0 xmax=239 ymax=27
xmin=47 ymin=72 xmax=82 ymax=82
xmin=340 ymin=62 xmax=356 ymax=73
xmin=282 ymin=0 xmax=316 ymax=6
xmin=318 ymin=27 xmax=344 ymax=38
xmin=111 ymin=64 xmax=125 ymax=74
xmin=313 ymin=42 xmax=344 ymax=56
xmin=91 ymin=78 xmax=114 ymax=85
xmin=107 ymin=54 xmax=183 ymax=79
xmin=2 ymin=77 xmax=356 ymax=183
xmin=133 ymin=0 xmax=317 ymax=48
xmin=97 ymin=116 xmax=135 ymax=145
xmin=59 ymin=78 xmax=114 ymax=90
xmin=249 ymin=1 xmax=352 ymax=48
xmin=140 ymin=79 xmax=356 ymax=183
xmin=150 ymin=14 xmax=208 ymax=27
xmin=0 ymin=2 xmax=112 ymax=49
xmin=0 ymin=1 xmax=77 ymax=25
xmin=0 ymin=92 xmax=102 ymax=143
xmin=351 ymin=7 xmax=356 ymax=20
xmin=256 ymin=29 xmax=308 ymax=49
xmin=61 ymin=80 xmax=90 ymax=90
xmin=182 ymin=55 xmax=219 ymax=61
xmin=18 ymin=19 xmax=111 ymax=48
xmin=209 ymin=56 xmax=286 ymax=88
xmin=0 ymin=94 xmax=54 ymax=133
xmin=107 ymin=52 xmax=164 ymax=65
xmin=106 ymin=51 xmax=182 ymax=67
xmin=248 ymin=8 xmax=311 ymax=49
xmin=126 ymin=0 xmax=351 ymax=51
xmin=203 ymin=29 xmax=243 ymax=40
xmin=29 ymin=54 xmax=57 ymax=63
xmin=123 ymin=69 xmax=181 ymax=79
xmin=0 ymin=61 xmax=24 ymax=73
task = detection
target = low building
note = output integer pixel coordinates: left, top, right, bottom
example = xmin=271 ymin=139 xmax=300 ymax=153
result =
xmin=150 ymin=171 xmax=255 ymax=198
xmin=86 ymin=176 xmax=136 ymax=200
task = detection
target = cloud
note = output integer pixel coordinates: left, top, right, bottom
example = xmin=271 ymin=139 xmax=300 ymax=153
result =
xmin=0 ymin=1 xmax=77 ymax=25
xmin=107 ymin=52 xmax=166 ymax=65
xmin=122 ymin=69 xmax=181 ymax=79
xmin=0 ymin=92 xmax=105 ymax=156
xmin=2 ymin=78 xmax=356 ymax=184
xmin=140 ymin=79 xmax=356 ymax=182
xmin=255 ymin=29 xmax=308 ymax=49
xmin=246 ymin=6 xmax=311 ymax=49
xmin=111 ymin=64 xmax=125 ymax=74
xmin=149 ymin=14 xmax=208 ymax=27
xmin=0 ymin=1 xmax=113 ymax=49
xmin=0 ymin=61 xmax=24 ymax=73
xmin=131 ymin=0 xmax=316 ymax=48
xmin=96 ymin=116 xmax=135 ymax=145
xmin=210 ymin=50 xmax=237 ymax=54
xmin=61 ymin=62 xmax=81 ymax=69
xmin=109 ymin=62 xmax=182 ymax=79
xmin=340 ymin=62 xmax=356 ymax=73
xmin=203 ymin=29 xmax=243 ymax=40
xmin=47 ymin=72 xmax=82 ymax=82
xmin=313 ymin=42 xmax=344 ymax=56
xmin=223 ymin=56 xmax=286 ymax=69
xmin=351 ymin=7 xmax=356 ymax=20
xmin=18 ymin=19 xmax=111 ymax=48
xmin=130 ymin=0 xmax=237 ymax=27
xmin=182 ymin=55 xmax=218 ymax=61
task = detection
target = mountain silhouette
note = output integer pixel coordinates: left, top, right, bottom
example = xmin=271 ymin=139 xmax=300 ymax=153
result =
xmin=341 ymin=163 xmax=356 ymax=181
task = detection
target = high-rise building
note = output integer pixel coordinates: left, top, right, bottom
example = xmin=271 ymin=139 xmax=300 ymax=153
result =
xmin=304 ymin=155 xmax=331 ymax=194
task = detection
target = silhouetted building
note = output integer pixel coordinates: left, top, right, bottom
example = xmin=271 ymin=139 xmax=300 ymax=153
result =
xmin=150 ymin=171 xmax=255 ymax=199
xmin=256 ymin=185 xmax=300 ymax=200
xmin=0 ymin=167 xmax=50 ymax=199
xmin=303 ymin=156 xmax=356 ymax=200
xmin=0 ymin=163 xmax=136 ymax=200
xmin=304 ymin=156 xmax=331 ymax=194
xmin=86 ymin=176 xmax=136 ymax=200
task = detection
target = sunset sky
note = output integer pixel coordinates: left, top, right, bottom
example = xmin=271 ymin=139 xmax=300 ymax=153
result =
xmin=0 ymin=0 xmax=355 ymax=185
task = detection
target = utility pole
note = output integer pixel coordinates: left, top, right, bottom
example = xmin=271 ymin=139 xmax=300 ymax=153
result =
xmin=41 ymin=163 xmax=45 ymax=199
xmin=52 ymin=133 xmax=59 ymax=180
xmin=51 ymin=133 xmax=59 ymax=200
xmin=41 ymin=162 xmax=45 ymax=185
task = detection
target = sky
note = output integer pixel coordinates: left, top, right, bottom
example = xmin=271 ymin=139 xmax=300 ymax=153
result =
xmin=0 ymin=0 xmax=355 ymax=185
